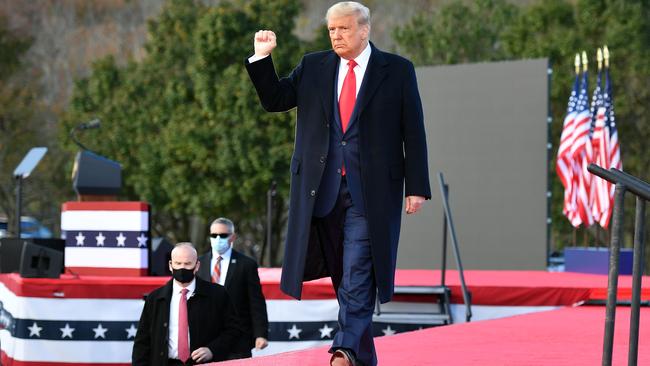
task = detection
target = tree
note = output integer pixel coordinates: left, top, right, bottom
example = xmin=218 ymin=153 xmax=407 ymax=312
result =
xmin=0 ymin=14 xmax=70 ymax=236
xmin=61 ymin=0 xmax=314 ymax=264
xmin=393 ymin=0 xmax=519 ymax=65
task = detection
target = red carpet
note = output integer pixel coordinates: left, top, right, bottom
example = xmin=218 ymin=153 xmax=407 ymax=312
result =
xmin=214 ymin=306 xmax=650 ymax=365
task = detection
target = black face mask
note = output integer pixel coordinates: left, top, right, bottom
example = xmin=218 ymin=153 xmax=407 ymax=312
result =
xmin=171 ymin=267 xmax=196 ymax=284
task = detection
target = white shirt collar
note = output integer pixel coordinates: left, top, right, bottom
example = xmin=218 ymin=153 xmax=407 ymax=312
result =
xmin=172 ymin=276 xmax=196 ymax=295
xmin=340 ymin=42 xmax=371 ymax=69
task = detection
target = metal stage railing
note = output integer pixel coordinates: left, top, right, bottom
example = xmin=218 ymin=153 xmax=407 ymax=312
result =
xmin=438 ymin=172 xmax=472 ymax=323
xmin=587 ymin=163 xmax=648 ymax=366
xmin=373 ymin=172 xmax=472 ymax=326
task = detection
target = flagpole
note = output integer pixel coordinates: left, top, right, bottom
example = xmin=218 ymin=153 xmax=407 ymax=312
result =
xmin=595 ymin=47 xmax=603 ymax=242
xmin=601 ymin=44 xmax=610 ymax=243
xmin=572 ymin=53 xmax=580 ymax=247
xmin=582 ymin=50 xmax=588 ymax=248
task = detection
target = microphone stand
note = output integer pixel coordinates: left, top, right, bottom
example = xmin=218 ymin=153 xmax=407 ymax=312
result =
xmin=69 ymin=119 xmax=101 ymax=153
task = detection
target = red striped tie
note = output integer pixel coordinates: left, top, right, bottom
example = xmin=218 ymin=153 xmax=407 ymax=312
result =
xmin=211 ymin=256 xmax=222 ymax=284
xmin=178 ymin=288 xmax=189 ymax=362
xmin=339 ymin=59 xmax=357 ymax=176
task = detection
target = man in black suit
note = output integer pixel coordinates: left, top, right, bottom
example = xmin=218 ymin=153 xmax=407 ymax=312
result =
xmin=132 ymin=243 xmax=241 ymax=365
xmin=197 ymin=217 xmax=269 ymax=359
xmin=245 ymin=2 xmax=431 ymax=365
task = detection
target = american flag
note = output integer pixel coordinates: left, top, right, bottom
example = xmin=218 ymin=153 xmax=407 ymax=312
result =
xmin=556 ymin=73 xmax=581 ymax=226
xmin=598 ymin=66 xmax=622 ymax=228
xmin=557 ymin=69 xmax=594 ymax=228
xmin=588 ymin=69 xmax=608 ymax=224
xmin=572 ymin=71 xmax=594 ymax=227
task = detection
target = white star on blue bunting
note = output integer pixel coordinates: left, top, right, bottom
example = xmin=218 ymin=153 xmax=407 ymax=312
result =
xmin=93 ymin=323 xmax=108 ymax=339
xmin=28 ymin=322 xmax=42 ymax=337
xmin=75 ymin=232 xmax=85 ymax=246
xmin=125 ymin=324 xmax=138 ymax=339
xmin=60 ymin=323 xmax=75 ymax=339
xmin=95 ymin=232 xmax=106 ymax=246
xmin=287 ymin=324 xmax=302 ymax=339
xmin=137 ymin=233 xmax=148 ymax=247
xmin=116 ymin=233 xmax=127 ymax=247
xmin=381 ymin=325 xmax=396 ymax=336
xmin=319 ymin=324 xmax=334 ymax=339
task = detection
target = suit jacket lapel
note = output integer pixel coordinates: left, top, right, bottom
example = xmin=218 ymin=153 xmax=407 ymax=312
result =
xmin=157 ymin=280 xmax=173 ymax=334
xmin=317 ymin=51 xmax=339 ymax=129
xmin=199 ymin=252 xmax=212 ymax=281
xmin=224 ymin=250 xmax=237 ymax=289
xmin=348 ymin=43 xmax=388 ymax=131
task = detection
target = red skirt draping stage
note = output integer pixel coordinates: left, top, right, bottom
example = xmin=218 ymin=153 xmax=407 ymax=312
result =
xmin=0 ymin=269 xmax=648 ymax=365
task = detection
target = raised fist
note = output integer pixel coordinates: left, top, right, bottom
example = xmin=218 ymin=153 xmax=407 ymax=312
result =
xmin=254 ymin=30 xmax=277 ymax=58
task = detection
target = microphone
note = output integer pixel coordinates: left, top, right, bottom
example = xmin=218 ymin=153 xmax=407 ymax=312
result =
xmin=70 ymin=118 xmax=101 ymax=152
xmin=77 ymin=118 xmax=101 ymax=130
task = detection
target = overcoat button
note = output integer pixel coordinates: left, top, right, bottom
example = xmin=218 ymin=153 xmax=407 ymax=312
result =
xmin=310 ymin=190 xmax=316 ymax=196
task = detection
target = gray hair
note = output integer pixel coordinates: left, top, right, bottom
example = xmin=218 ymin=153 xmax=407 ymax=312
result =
xmin=210 ymin=217 xmax=236 ymax=234
xmin=326 ymin=1 xmax=371 ymax=26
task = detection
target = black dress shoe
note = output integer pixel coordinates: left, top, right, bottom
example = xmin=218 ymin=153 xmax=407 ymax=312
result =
xmin=330 ymin=348 xmax=361 ymax=366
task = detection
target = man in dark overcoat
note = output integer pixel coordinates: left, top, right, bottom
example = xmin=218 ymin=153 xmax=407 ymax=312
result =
xmin=245 ymin=2 xmax=431 ymax=365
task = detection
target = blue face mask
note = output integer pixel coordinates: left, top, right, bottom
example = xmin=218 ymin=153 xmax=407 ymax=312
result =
xmin=210 ymin=237 xmax=231 ymax=254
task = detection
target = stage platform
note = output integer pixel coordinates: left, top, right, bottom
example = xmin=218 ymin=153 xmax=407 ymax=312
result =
xmin=1 ymin=269 xmax=648 ymax=365
xmin=216 ymin=306 xmax=650 ymax=365
xmin=258 ymin=268 xmax=650 ymax=305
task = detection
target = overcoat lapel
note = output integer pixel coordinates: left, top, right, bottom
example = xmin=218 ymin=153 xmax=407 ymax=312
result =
xmin=347 ymin=44 xmax=388 ymax=132
xmin=317 ymin=52 xmax=340 ymax=129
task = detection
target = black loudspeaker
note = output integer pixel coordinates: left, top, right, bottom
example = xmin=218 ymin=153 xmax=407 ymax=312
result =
xmin=150 ymin=237 xmax=173 ymax=276
xmin=0 ymin=238 xmax=24 ymax=273
xmin=0 ymin=238 xmax=64 ymax=277
xmin=30 ymin=238 xmax=65 ymax=253
xmin=20 ymin=243 xmax=63 ymax=278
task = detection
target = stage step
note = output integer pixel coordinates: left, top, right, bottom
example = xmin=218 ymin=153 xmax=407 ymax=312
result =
xmin=375 ymin=285 xmax=453 ymax=325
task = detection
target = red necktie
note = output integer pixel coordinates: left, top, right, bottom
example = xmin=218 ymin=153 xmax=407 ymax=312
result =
xmin=339 ymin=59 xmax=357 ymax=133
xmin=338 ymin=60 xmax=357 ymax=176
xmin=211 ymin=256 xmax=222 ymax=284
xmin=178 ymin=288 xmax=190 ymax=362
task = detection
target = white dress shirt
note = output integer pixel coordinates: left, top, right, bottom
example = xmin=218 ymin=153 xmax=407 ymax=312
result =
xmin=168 ymin=278 xmax=196 ymax=359
xmin=211 ymin=246 xmax=232 ymax=286
xmin=336 ymin=43 xmax=371 ymax=99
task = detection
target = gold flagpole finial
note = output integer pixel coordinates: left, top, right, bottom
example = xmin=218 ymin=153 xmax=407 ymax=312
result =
xmin=581 ymin=51 xmax=588 ymax=72
xmin=574 ymin=53 xmax=581 ymax=74
xmin=603 ymin=45 xmax=610 ymax=68
xmin=597 ymin=48 xmax=603 ymax=71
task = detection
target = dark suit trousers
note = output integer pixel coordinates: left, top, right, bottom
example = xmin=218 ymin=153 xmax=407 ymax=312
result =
xmin=315 ymin=179 xmax=377 ymax=366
